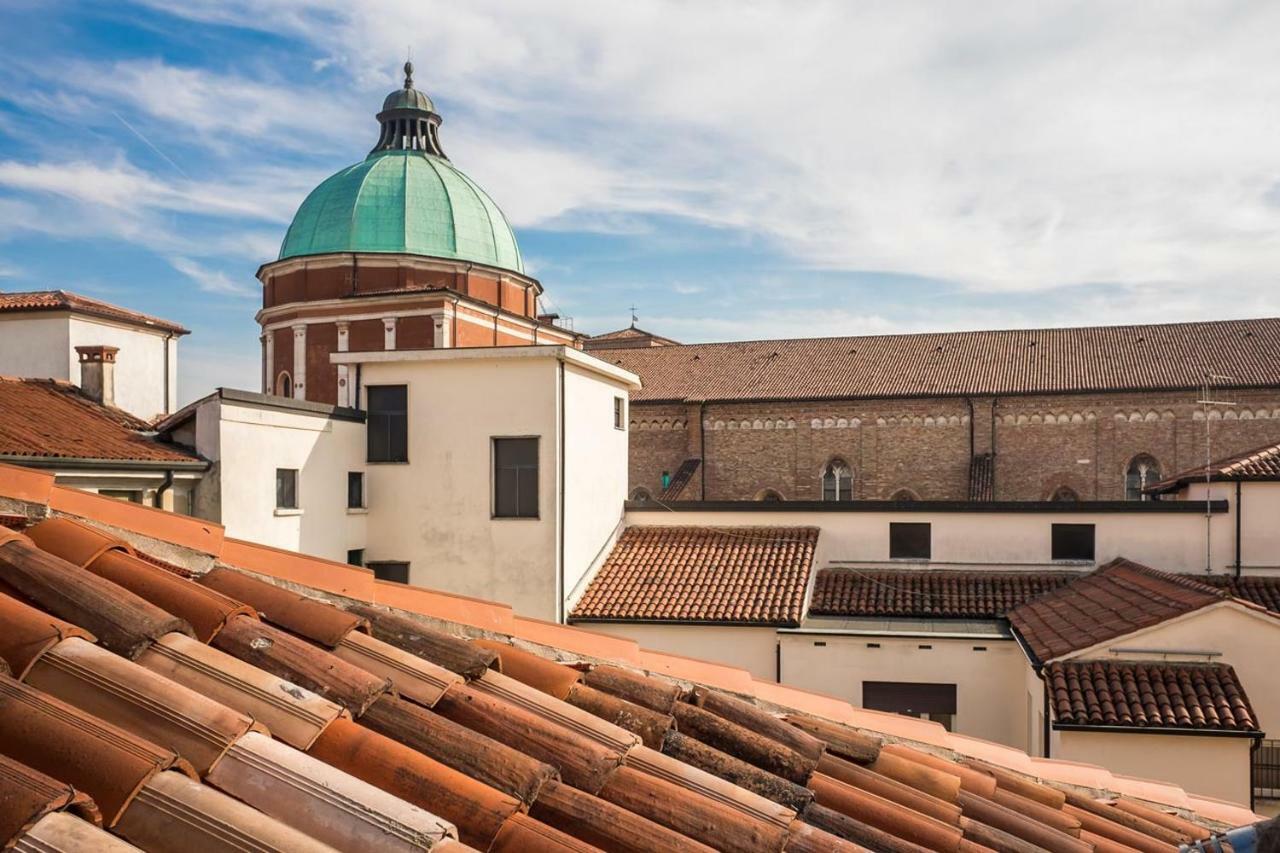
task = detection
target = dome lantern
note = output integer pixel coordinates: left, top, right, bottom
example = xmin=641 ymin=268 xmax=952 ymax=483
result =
xmin=370 ymin=60 xmax=447 ymax=158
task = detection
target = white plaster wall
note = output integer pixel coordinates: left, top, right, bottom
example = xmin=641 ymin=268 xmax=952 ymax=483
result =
xmin=68 ymin=316 xmax=177 ymax=419
xmin=362 ymin=356 xmax=561 ymax=620
xmin=209 ymin=400 xmax=367 ymax=562
xmin=0 ymin=315 xmax=71 ymax=380
xmin=623 ymin=508 xmax=1235 ymax=575
xmin=1070 ymin=603 xmax=1280 ymax=737
xmin=1182 ymin=481 xmax=1280 ymax=574
xmin=584 ymin=623 xmax=779 ymax=680
xmin=779 ymin=633 xmax=1031 ymax=748
xmin=1055 ymin=730 xmax=1252 ymax=804
xmin=562 ymin=362 xmax=630 ymax=602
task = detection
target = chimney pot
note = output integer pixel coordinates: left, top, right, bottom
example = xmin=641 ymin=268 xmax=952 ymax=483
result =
xmin=76 ymin=345 xmax=119 ymax=408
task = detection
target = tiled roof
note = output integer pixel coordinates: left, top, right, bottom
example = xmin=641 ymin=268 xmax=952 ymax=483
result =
xmin=1008 ymin=559 xmax=1236 ymax=663
xmin=0 ymin=378 xmax=200 ymax=464
xmin=1047 ymin=660 xmax=1258 ymax=733
xmin=571 ymin=526 xmax=819 ymax=625
xmin=1148 ymin=441 xmax=1280 ymax=493
xmin=1194 ymin=575 xmax=1280 ymax=615
xmin=0 ymin=462 xmax=1260 ymax=847
xmin=605 ymin=317 xmax=1280 ymax=402
xmin=811 ymin=568 xmax=1078 ymax=619
xmin=0 ymin=290 xmax=188 ymax=335
xmin=583 ymin=326 xmax=680 ymax=350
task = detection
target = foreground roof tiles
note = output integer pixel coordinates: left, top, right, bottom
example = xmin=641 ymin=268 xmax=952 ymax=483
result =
xmin=1195 ymin=574 xmax=1280 ymax=614
xmin=572 ymin=526 xmax=818 ymax=625
xmin=606 ymin=316 xmax=1280 ymax=402
xmin=0 ymin=289 xmax=188 ymax=334
xmin=811 ymin=568 xmax=1078 ymax=619
xmin=0 ymin=378 xmax=199 ymax=463
xmin=1046 ymin=660 xmax=1258 ymax=732
xmin=1007 ymin=558 xmax=1238 ymax=662
xmin=0 ymin=461 xmax=1260 ymax=848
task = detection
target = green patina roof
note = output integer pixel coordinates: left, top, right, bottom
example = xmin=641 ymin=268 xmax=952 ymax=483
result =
xmin=278 ymin=150 xmax=523 ymax=273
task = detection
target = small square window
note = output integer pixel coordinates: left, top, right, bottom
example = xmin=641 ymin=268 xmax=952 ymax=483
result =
xmin=275 ymin=468 xmax=298 ymax=509
xmin=890 ymin=522 xmax=931 ymax=560
xmin=368 ymin=561 xmax=409 ymax=584
xmin=347 ymin=472 xmax=365 ymax=509
xmin=347 ymin=549 xmax=364 ymax=567
xmin=494 ymin=437 xmax=539 ymax=518
xmin=1052 ymin=523 xmax=1095 ymax=561
xmin=614 ymin=396 xmax=626 ymax=430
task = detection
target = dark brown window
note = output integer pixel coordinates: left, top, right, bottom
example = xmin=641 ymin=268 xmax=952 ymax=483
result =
xmin=1052 ymin=523 xmax=1095 ymax=561
xmin=275 ymin=468 xmax=298 ymax=509
xmin=614 ymin=397 xmax=626 ymax=430
xmin=347 ymin=472 xmax=364 ymax=509
xmin=1125 ymin=454 xmax=1160 ymax=500
xmin=863 ymin=681 xmax=956 ymax=731
xmin=347 ymin=549 xmax=364 ymax=567
xmin=368 ymin=561 xmax=409 ymax=584
xmin=367 ymin=385 xmax=408 ymax=463
xmin=494 ymin=437 xmax=539 ymax=518
xmin=822 ymin=460 xmax=853 ymax=501
xmin=890 ymin=522 xmax=931 ymax=559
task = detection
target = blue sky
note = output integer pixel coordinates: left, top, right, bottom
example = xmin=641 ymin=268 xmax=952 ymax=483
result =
xmin=2 ymin=1 xmax=1280 ymax=403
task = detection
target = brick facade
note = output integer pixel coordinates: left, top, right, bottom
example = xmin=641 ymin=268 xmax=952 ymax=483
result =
xmin=628 ymin=390 xmax=1280 ymax=501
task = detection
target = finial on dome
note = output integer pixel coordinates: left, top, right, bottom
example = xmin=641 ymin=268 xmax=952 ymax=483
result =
xmin=404 ymin=59 xmax=415 ymax=89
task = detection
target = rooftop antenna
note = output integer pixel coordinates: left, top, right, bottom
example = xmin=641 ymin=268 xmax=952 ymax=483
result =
xmin=630 ymin=305 xmax=638 ymax=328
xmin=1197 ymin=373 xmax=1238 ymax=574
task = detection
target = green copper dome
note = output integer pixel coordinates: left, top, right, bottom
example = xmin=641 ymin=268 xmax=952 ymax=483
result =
xmin=277 ymin=62 xmax=523 ymax=274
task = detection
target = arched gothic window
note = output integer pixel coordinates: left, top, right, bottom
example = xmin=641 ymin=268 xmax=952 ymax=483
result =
xmin=629 ymin=487 xmax=653 ymax=502
xmin=1125 ymin=454 xmax=1160 ymax=501
xmin=822 ymin=460 xmax=853 ymax=501
xmin=756 ymin=489 xmax=784 ymax=502
xmin=1050 ymin=485 xmax=1079 ymax=502
xmin=275 ymin=371 xmax=293 ymax=398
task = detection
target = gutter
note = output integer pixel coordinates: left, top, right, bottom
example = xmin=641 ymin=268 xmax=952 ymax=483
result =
xmin=699 ymin=401 xmax=707 ymax=499
xmin=153 ymin=469 xmax=173 ymax=509
xmin=557 ymin=357 xmax=566 ymax=623
xmin=0 ymin=455 xmax=208 ymax=472
xmin=1235 ymin=480 xmax=1243 ymax=578
xmin=1051 ymin=723 xmax=1263 ymax=739
xmin=625 ymin=498 xmax=1230 ymax=514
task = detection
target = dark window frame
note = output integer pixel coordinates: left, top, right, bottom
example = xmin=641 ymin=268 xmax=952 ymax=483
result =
xmin=863 ymin=681 xmax=956 ymax=731
xmin=347 ymin=471 xmax=365 ymax=509
xmin=275 ymin=468 xmax=298 ymax=510
xmin=366 ymin=385 xmax=408 ymax=464
xmin=822 ymin=460 xmax=853 ymax=501
xmin=346 ymin=549 xmax=364 ymax=567
xmin=493 ymin=436 xmax=540 ymax=519
xmin=1051 ymin=523 xmax=1095 ymax=561
xmin=889 ymin=521 xmax=931 ymax=560
xmin=614 ymin=396 xmax=626 ymax=430
xmin=367 ymin=560 xmax=410 ymax=584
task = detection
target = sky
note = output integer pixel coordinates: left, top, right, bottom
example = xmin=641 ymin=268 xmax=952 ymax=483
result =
xmin=1 ymin=1 xmax=1279 ymax=404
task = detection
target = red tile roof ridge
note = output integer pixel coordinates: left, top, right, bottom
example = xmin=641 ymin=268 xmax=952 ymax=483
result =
xmin=1148 ymin=439 xmax=1280 ymax=491
xmin=0 ymin=289 xmax=189 ymax=334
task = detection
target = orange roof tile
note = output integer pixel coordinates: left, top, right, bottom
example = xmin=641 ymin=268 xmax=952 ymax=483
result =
xmin=0 ymin=379 xmax=202 ymax=464
xmin=0 ymin=290 xmax=188 ymax=335
xmin=572 ymin=526 xmax=818 ymax=625
xmin=1148 ymin=439 xmax=1280 ymax=493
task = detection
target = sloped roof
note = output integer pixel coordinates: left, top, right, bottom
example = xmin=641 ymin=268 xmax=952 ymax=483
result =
xmin=1194 ymin=575 xmax=1280 ymax=615
xmin=0 ymin=378 xmax=202 ymax=464
xmin=1046 ymin=660 xmax=1258 ymax=733
xmin=0 ymin=290 xmax=188 ymax=335
xmin=0 ymin=462 xmax=1262 ymax=844
xmin=571 ymin=526 xmax=818 ymax=625
xmin=811 ymin=568 xmax=1078 ymax=620
xmin=1008 ymin=559 xmax=1245 ymax=663
xmin=605 ymin=317 xmax=1280 ymax=403
xmin=1147 ymin=440 xmax=1280 ymax=493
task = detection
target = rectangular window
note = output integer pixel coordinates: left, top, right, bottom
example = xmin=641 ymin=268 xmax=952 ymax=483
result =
xmin=863 ymin=681 xmax=956 ymax=731
xmin=1052 ymin=523 xmax=1095 ymax=561
xmin=368 ymin=561 xmax=409 ymax=584
xmin=99 ymin=489 xmax=142 ymax=504
xmin=614 ymin=396 xmax=626 ymax=430
xmin=347 ymin=549 xmax=364 ymax=567
xmin=366 ymin=385 xmax=408 ymax=463
xmin=347 ymin=472 xmax=365 ymax=509
xmin=275 ymin=468 xmax=298 ymax=509
xmin=889 ymin=522 xmax=931 ymax=559
xmin=494 ymin=437 xmax=539 ymax=518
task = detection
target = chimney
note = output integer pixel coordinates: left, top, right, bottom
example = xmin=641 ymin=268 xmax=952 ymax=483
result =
xmin=76 ymin=345 xmax=119 ymax=408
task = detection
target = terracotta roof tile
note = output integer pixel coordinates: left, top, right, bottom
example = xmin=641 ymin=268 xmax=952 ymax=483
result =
xmin=1046 ymin=660 xmax=1257 ymax=733
xmin=1194 ymin=574 xmax=1280 ymax=614
xmin=1149 ymin=440 xmax=1280 ymax=492
xmin=1007 ymin=559 xmax=1233 ymax=662
xmin=571 ymin=526 xmax=818 ymax=625
xmin=606 ymin=317 xmax=1280 ymax=402
xmin=811 ymin=568 xmax=1078 ymax=619
xmin=0 ymin=379 xmax=200 ymax=463
xmin=0 ymin=290 xmax=188 ymax=335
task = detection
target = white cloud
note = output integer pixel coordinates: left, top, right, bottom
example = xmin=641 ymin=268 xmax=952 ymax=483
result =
xmin=169 ymin=256 xmax=258 ymax=298
xmin=130 ymin=0 xmax=1280 ymax=310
